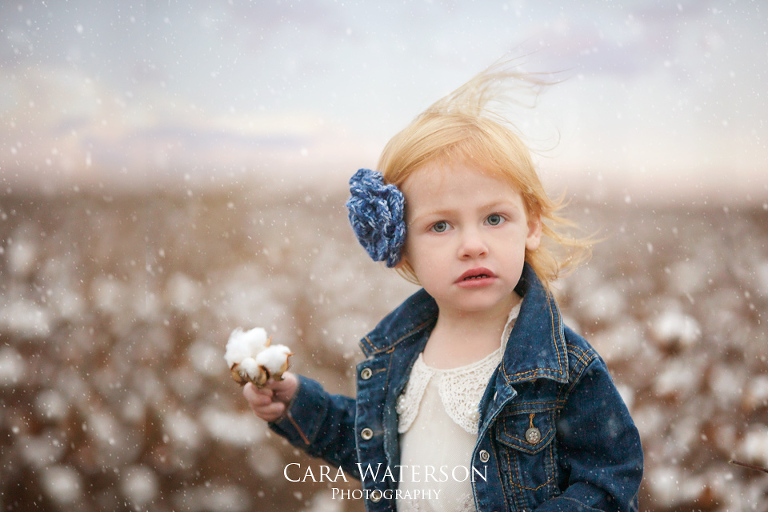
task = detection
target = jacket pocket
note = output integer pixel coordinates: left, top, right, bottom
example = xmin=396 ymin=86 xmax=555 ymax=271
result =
xmin=494 ymin=407 xmax=559 ymax=507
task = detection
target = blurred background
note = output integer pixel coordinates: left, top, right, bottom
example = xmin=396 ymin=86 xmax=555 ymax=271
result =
xmin=1 ymin=1 xmax=767 ymax=511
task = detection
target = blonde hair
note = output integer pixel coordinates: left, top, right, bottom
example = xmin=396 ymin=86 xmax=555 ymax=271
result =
xmin=378 ymin=62 xmax=592 ymax=289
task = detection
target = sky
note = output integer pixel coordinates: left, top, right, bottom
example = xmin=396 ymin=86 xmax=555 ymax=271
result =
xmin=0 ymin=0 xmax=766 ymax=203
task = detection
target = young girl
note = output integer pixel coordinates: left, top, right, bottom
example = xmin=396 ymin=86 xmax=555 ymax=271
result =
xmin=243 ymin=64 xmax=644 ymax=512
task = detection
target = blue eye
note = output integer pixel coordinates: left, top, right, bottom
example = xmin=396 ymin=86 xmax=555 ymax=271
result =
xmin=432 ymin=221 xmax=449 ymax=233
xmin=486 ymin=214 xmax=504 ymax=226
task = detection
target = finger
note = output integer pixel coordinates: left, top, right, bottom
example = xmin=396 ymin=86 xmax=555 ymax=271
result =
xmin=243 ymin=382 xmax=273 ymax=399
xmin=254 ymin=402 xmax=286 ymax=423
xmin=270 ymin=373 xmax=298 ymax=401
xmin=243 ymin=384 xmax=274 ymax=409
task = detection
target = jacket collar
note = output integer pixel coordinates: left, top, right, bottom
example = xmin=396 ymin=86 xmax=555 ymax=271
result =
xmin=501 ymin=263 xmax=569 ymax=385
xmin=359 ymin=264 xmax=569 ymax=384
xmin=359 ymin=287 xmax=437 ymax=357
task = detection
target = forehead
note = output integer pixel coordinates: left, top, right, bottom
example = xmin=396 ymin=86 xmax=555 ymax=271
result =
xmin=402 ymin=162 xmax=524 ymax=211
xmin=403 ymin=161 xmax=519 ymax=194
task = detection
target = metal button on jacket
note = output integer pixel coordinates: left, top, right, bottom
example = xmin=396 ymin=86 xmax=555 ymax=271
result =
xmin=360 ymin=367 xmax=373 ymax=380
xmin=370 ymin=490 xmax=382 ymax=503
xmin=525 ymin=427 xmax=541 ymax=445
xmin=479 ymin=449 xmax=490 ymax=463
xmin=360 ymin=427 xmax=374 ymax=440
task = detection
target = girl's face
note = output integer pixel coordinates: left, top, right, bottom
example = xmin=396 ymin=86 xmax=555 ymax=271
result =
xmin=401 ymin=162 xmax=541 ymax=320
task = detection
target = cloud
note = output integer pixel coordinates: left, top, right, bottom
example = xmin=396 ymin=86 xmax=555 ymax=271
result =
xmin=0 ymin=62 xmax=375 ymax=190
xmin=524 ymin=1 xmax=719 ymax=78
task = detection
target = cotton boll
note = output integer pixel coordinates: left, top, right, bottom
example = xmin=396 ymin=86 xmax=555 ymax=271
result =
xmin=190 ymin=340 xmax=223 ymax=377
xmin=7 ymin=237 xmax=38 ymax=278
xmin=229 ymin=357 xmax=267 ymax=386
xmin=755 ymin=261 xmax=768 ymax=298
xmin=200 ymin=407 xmax=266 ymax=447
xmin=650 ymin=310 xmax=701 ymax=352
xmin=591 ymin=320 xmax=643 ymax=363
xmin=0 ymin=346 xmax=25 ymax=387
xmin=742 ymin=375 xmax=768 ymax=412
xmin=737 ymin=426 xmax=768 ymax=468
xmin=40 ymin=465 xmax=82 ymax=506
xmin=239 ymin=357 xmax=260 ymax=379
xmin=224 ymin=329 xmax=255 ymax=368
xmin=578 ymin=283 xmax=626 ymax=324
xmin=235 ymin=327 xmax=270 ymax=353
xmin=224 ymin=328 xmax=292 ymax=386
xmin=224 ymin=327 xmax=269 ymax=368
xmin=305 ymin=490 xmax=345 ymax=512
xmin=647 ymin=466 xmax=682 ymax=508
xmin=647 ymin=466 xmax=706 ymax=508
xmin=616 ymin=384 xmax=635 ymax=412
xmin=20 ymin=432 xmax=66 ymax=469
xmin=120 ymin=465 xmax=159 ymax=508
xmin=35 ymin=389 xmax=69 ymax=421
xmin=172 ymin=484 xmax=251 ymax=512
xmin=653 ymin=359 xmax=701 ymax=400
xmin=247 ymin=443 xmax=283 ymax=478
xmin=255 ymin=344 xmax=292 ymax=378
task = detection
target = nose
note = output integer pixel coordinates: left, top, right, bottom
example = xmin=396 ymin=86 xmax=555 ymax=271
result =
xmin=458 ymin=227 xmax=488 ymax=260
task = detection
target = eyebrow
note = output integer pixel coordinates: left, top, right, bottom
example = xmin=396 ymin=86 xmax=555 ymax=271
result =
xmin=408 ymin=200 xmax=523 ymax=224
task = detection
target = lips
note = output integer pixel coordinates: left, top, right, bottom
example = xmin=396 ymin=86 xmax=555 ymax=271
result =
xmin=456 ymin=267 xmax=496 ymax=284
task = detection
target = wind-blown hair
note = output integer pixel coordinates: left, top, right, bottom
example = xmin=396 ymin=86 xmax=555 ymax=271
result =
xmin=378 ymin=62 xmax=592 ymax=288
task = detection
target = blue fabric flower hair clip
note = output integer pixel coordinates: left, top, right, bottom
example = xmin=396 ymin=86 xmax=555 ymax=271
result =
xmin=346 ymin=168 xmax=406 ymax=268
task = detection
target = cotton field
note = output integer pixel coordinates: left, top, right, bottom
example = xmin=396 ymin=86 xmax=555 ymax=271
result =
xmin=0 ymin=183 xmax=766 ymax=512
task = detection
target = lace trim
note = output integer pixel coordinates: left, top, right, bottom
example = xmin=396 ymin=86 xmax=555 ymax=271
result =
xmin=396 ymin=303 xmax=520 ymax=435
xmin=396 ymin=349 xmax=500 ymax=435
xmin=397 ymin=491 xmax=475 ymax=512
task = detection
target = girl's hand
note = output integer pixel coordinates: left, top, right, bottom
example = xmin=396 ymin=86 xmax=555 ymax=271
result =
xmin=242 ymin=371 xmax=298 ymax=422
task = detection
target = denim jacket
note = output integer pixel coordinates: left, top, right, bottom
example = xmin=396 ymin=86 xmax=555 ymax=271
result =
xmin=271 ymin=264 xmax=643 ymax=511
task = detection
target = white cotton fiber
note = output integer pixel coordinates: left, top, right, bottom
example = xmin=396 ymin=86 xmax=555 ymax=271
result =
xmin=238 ymin=357 xmax=260 ymax=379
xmin=224 ymin=327 xmax=269 ymax=368
xmin=224 ymin=327 xmax=292 ymax=386
xmin=255 ymin=345 xmax=292 ymax=374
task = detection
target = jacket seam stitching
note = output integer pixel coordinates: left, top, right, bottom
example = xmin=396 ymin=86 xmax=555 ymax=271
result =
xmin=547 ymin=295 xmax=566 ymax=375
xmin=360 ymin=319 xmax=433 ymax=355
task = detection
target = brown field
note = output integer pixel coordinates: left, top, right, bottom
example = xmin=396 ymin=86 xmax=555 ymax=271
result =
xmin=1 ymin=183 xmax=767 ymax=511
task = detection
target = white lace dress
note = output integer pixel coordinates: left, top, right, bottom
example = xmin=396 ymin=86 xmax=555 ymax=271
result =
xmin=395 ymin=304 xmax=520 ymax=512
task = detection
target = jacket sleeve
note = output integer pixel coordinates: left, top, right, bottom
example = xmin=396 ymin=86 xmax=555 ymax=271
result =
xmin=269 ymin=374 xmax=361 ymax=479
xmin=536 ymin=358 xmax=643 ymax=512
